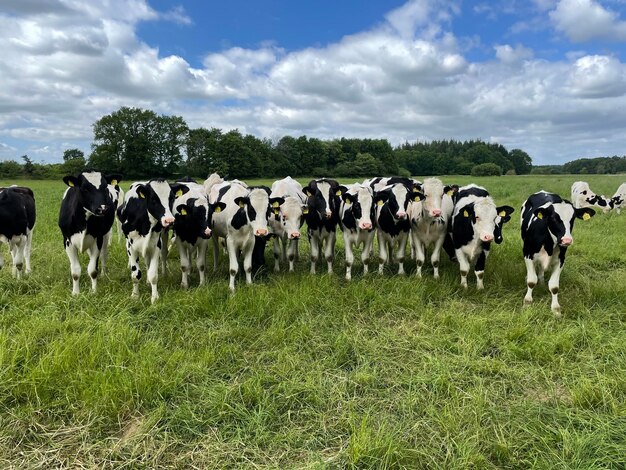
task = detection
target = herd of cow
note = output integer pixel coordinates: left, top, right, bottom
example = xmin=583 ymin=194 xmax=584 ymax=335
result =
xmin=0 ymin=172 xmax=624 ymax=315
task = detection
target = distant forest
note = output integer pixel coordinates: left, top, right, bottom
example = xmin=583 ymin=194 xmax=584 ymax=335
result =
xmin=1 ymin=106 xmax=624 ymax=179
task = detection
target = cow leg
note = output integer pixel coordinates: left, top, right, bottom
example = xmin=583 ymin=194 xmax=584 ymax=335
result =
xmin=362 ymin=233 xmax=374 ymax=276
xmin=100 ymin=231 xmax=111 ymax=275
xmin=456 ymin=249 xmax=470 ymax=288
xmin=87 ymin=240 xmax=102 ymax=293
xmin=212 ymin=236 xmax=220 ymax=272
xmin=10 ymin=236 xmax=26 ymax=279
xmin=413 ymin=236 xmax=425 ymax=278
xmin=431 ymin=235 xmax=446 ymax=280
xmin=243 ymin=241 xmax=254 ymax=285
xmin=227 ymin=237 xmax=239 ymax=292
xmin=474 ymin=249 xmax=487 ymax=290
xmin=273 ymin=237 xmax=281 ymax=273
xmin=396 ymin=234 xmax=407 ymax=275
xmin=344 ymin=235 xmax=354 ymax=281
xmin=179 ymin=240 xmax=191 ymax=289
xmin=196 ymin=241 xmax=208 ymax=286
xmin=129 ymin=250 xmax=142 ymax=299
xmin=148 ymin=249 xmax=160 ymax=303
xmin=24 ymin=230 xmax=33 ymax=275
xmin=160 ymin=230 xmax=169 ymax=275
xmin=310 ymin=234 xmax=319 ymax=274
xmin=524 ymin=257 xmax=538 ymax=305
xmin=287 ymin=238 xmax=297 ymax=273
xmin=325 ymin=232 xmax=336 ymax=274
xmin=66 ymin=243 xmax=82 ymax=295
xmin=377 ymin=231 xmax=388 ymax=275
xmin=548 ymin=249 xmax=566 ymax=316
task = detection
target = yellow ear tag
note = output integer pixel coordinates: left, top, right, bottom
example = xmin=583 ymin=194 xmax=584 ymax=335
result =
xmin=537 ymin=212 xmax=543 ymax=219
xmin=273 ymin=209 xmax=280 ymax=215
xmin=239 ymin=201 xmax=244 ymax=208
xmin=176 ymin=189 xmax=183 ymax=197
xmin=499 ymin=210 xmax=507 ymax=217
xmin=377 ymin=200 xmax=384 ymax=206
xmin=272 ymin=201 xmax=280 ymax=208
xmin=303 ymin=207 xmax=309 ymax=214
xmin=180 ymin=208 xmax=187 ymax=216
xmin=447 ymin=190 xmax=454 ymax=196
xmin=414 ymin=195 xmax=422 ymax=202
xmin=305 ymin=190 xmax=312 ymax=197
xmin=139 ymin=192 xmax=146 ymax=199
xmin=345 ymin=200 xmax=352 ymax=206
xmin=582 ymin=212 xmax=591 ymax=220
xmin=68 ymin=181 xmax=75 ymax=187
xmin=463 ymin=210 xmax=469 ymax=217
xmin=111 ymin=179 xmax=118 ymax=186
xmin=336 ymin=190 xmax=342 ymax=196
xmin=214 ymin=206 xmax=222 ymax=213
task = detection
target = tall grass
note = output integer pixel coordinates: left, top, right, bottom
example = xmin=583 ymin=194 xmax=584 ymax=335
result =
xmin=0 ymin=175 xmax=624 ymax=468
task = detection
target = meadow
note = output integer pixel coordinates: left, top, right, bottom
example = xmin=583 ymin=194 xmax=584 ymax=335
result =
xmin=0 ymin=174 xmax=625 ymax=469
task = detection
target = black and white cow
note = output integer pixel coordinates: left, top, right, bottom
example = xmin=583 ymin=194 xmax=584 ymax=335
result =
xmin=408 ymin=177 xmax=457 ymax=278
xmin=337 ymin=183 xmax=376 ymax=280
xmin=0 ymin=186 xmax=36 ymax=278
xmin=117 ymin=179 xmax=177 ymax=303
xmin=173 ymin=181 xmax=225 ymax=288
xmin=571 ymin=181 xmax=613 ymax=213
xmin=210 ymin=183 xmax=271 ymax=291
xmin=611 ymin=183 xmax=626 ymax=214
xmin=59 ymin=170 xmax=121 ymax=295
xmin=269 ymin=176 xmax=307 ymax=272
xmin=448 ymin=184 xmax=514 ymax=289
xmin=374 ymin=182 xmax=424 ymax=275
xmin=364 ymin=176 xmax=422 ymax=193
xmin=521 ymin=191 xmax=595 ymax=315
xmin=302 ymin=179 xmax=341 ymax=274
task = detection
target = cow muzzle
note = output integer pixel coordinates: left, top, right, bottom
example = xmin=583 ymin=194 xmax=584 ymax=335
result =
xmin=289 ymin=231 xmax=300 ymax=239
xmin=96 ymin=205 xmax=109 ymax=216
xmin=255 ymin=228 xmax=268 ymax=237
xmin=161 ymin=216 xmax=175 ymax=227
xmin=324 ymin=210 xmax=332 ymax=219
xmin=202 ymin=227 xmax=212 ymax=238
xmin=359 ymin=221 xmax=372 ymax=230
xmin=560 ymin=236 xmax=573 ymax=247
xmin=481 ymin=233 xmax=494 ymax=242
xmin=431 ymin=208 xmax=442 ymax=217
xmin=396 ymin=211 xmax=407 ymax=219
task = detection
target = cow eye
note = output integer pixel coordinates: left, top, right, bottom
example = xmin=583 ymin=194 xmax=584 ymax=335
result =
xmin=582 ymin=190 xmax=587 ymax=195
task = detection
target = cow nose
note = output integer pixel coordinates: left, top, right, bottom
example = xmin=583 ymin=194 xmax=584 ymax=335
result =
xmin=324 ymin=210 xmax=332 ymax=219
xmin=396 ymin=211 xmax=406 ymax=219
xmin=97 ymin=205 xmax=108 ymax=215
xmin=359 ymin=221 xmax=372 ymax=230
xmin=481 ymin=233 xmax=494 ymax=242
xmin=431 ymin=209 xmax=442 ymax=217
xmin=560 ymin=236 xmax=573 ymax=246
xmin=161 ymin=216 xmax=175 ymax=227
xmin=204 ymin=227 xmax=212 ymax=237
xmin=290 ymin=231 xmax=300 ymax=239
xmin=255 ymin=228 xmax=268 ymax=236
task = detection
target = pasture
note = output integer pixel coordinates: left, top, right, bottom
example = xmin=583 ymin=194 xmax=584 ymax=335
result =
xmin=0 ymin=174 xmax=625 ymax=468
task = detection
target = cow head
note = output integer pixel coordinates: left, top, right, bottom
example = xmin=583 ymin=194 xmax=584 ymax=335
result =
xmin=270 ymin=196 xmax=306 ymax=240
xmin=175 ymin=197 xmax=214 ymax=239
xmin=63 ymin=170 xmax=121 ymax=217
xmin=339 ymin=184 xmax=375 ymax=231
xmin=420 ymin=178 xmax=458 ymax=220
xmin=374 ymin=184 xmax=424 ymax=221
xmin=303 ymin=179 xmax=339 ymax=220
xmin=234 ymin=186 xmax=271 ymax=237
xmin=135 ymin=179 xmax=177 ymax=228
xmin=459 ymin=200 xmax=514 ymax=243
xmin=533 ymin=203 xmax=595 ymax=247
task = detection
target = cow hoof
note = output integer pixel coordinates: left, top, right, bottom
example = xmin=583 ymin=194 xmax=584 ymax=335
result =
xmin=523 ymin=298 xmax=533 ymax=306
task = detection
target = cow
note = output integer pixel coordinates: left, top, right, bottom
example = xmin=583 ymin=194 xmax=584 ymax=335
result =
xmin=611 ymin=183 xmax=626 ymax=214
xmin=571 ymin=181 xmax=613 ymax=213
xmin=374 ymin=182 xmax=424 ymax=275
xmin=364 ymin=176 xmax=422 ymax=193
xmin=302 ymin=179 xmax=341 ymax=274
xmin=100 ymin=177 xmax=124 ymax=273
xmin=210 ymin=183 xmax=272 ymax=291
xmin=521 ymin=191 xmax=595 ymax=315
xmin=408 ymin=177 xmax=457 ymax=278
xmin=0 ymin=186 xmax=36 ymax=278
xmin=448 ymin=184 xmax=514 ymax=289
xmin=337 ymin=183 xmax=376 ymax=280
xmin=117 ymin=179 xmax=177 ymax=303
xmin=172 ymin=181 xmax=225 ymax=288
xmin=269 ymin=176 xmax=307 ymax=272
xmin=59 ymin=170 xmax=121 ymax=295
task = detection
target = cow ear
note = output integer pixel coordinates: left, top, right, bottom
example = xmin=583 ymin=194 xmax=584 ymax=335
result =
xmin=412 ymin=191 xmax=425 ymax=202
xmin=301 ymin=205 xmax=309 ymax=215
xmin=444 ymin=184 xmax=459 ymax=196
xmin=136 ymin=184 xmax=148 ymax=199
xmin=63 ymin=176 xmax=79 ymax=188
xmin=106 ymin=174 xmax=122 ymax=186
xmin=211 ymin=202 xmax=226 ymax=214
xmin=461 ymin=205 xmax=474 ymax=218
xmin=373 ymin=190 xmax=389 ymax=206
xmin=176 ymin=204 xmax=190 ymax=216
xmin=576 ymin=207 xmax=595 ymax=221
xmin=497 ymin=205 xmax=515 ymax=223
xmin=342 ymin=193 xmax=355 ymax=205
xmin=269 ymin=197 xmax=285 ymax=208
xmin=170 ymin=183 xmax=190 ymax=198
xmin=336 ymin=185 xmax=348 ymax=197
xmin=234 ymin=197 xmax=248 ymax=208
xmin=533 ymin=206 xmax=552 ymax=220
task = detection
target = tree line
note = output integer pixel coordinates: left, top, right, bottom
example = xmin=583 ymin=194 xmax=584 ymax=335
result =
xmin=1 ymin=105 xmax=621 ymax=180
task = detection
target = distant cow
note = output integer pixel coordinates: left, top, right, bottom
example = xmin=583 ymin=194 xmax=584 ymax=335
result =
xmin=571 ymin=181 xmax=613 ymax=213
xmin=448 ymin=184 xmax=514 ymax=289
xmin=337 ymin=183 xmax=376 ymax=280
xmin=374 ymin=182 xmax=424 ymax=275
xmin=303 ymin=179 xmax=341 ymax=274
xmin=408 ymin=177 xmax=457 ymax=278
xmin=59 ymin=170 xmax=121 ymax=295
xmin=210 ymin=183 xmax=271 ymax=291
xmin=269 ymin=177 xmax=307 ymax=272
xmin=364 ymin=176 xmax=422 ymax=193
xmin=521 ymin=191 xmax=595 ymax=315
xmin=117 ymin=179 xmax=177 ymax=303
xmin=611 ymin=183 xmax=626 ymax=214
xmin=0 ymin=186 xmax=36 ymax=278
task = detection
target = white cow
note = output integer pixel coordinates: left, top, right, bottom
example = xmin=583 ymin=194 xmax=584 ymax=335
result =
xmin=571 ymin=181 xmax=612 ymax=213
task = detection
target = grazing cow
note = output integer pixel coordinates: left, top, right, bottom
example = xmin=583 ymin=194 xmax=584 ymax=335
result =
xmin=269 ymin=176 xmax=307 ymax=272
xmin=374 ymin=182 xmax=424 ymax=275
xmin=173 ymin=181 xmax=225 ymax=288
xmin=337 ymin=183 xmax=376 ymax=280
xmin=571 ymin=181 xmax=613 ymax=213
xmin=117 ymin=179 xmax=177 ymax=303
xmin=59 ymin=170 xmax=121 ymax=295
xmin=521 ymin=191 xmax=595 ymax=315
xmin=448 ymin=184 xmax=514 ymax=289
xmin=0 ymin=186 xmax=36 ymax=278
xmin=303 ymin=179 xmax=341 ymax=274
xmin=364 ymin=176 xmax=422 ymax=193
xmin=210 ymin=183 xmax=271 ymax=291
xmin=408 ymin=178 xmax=457 ymax=278
xmin=611 ymin=183 xmax=626 ymax=214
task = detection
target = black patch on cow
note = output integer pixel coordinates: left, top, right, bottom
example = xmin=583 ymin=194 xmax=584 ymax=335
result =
xmin=0 ymin=187 xmax=36 ymax=241
xmin=450 ymin=204 xmax=475 ymax=249
xmin=377 ymin=204 xmax=409 ymax=237
xmin=454 ymin=186 xmax=490 ymax=204
xmin=231 ymin=208 xmax=248 ymax=230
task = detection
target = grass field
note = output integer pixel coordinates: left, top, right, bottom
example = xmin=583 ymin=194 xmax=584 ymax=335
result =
xmin=0 ymin=174 xmax=625 ymax=469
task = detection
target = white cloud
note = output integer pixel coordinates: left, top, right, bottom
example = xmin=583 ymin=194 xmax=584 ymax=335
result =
xmin=567 ymin=55 xmax=626 ymax=97
xmin=550 ymin=0 xmax=626 ymax=41
xmin=494 ymin=44 xmax=534 ymax=63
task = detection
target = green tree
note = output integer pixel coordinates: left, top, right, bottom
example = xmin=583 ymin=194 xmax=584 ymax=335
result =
xmin=471 ymin=162 xmax=503 ymax=176
xmin=21 ymin=155 xmax=34 ymax=176
xmin=62 ymin=148 xmax=86 ymax=175
xmin=508 ymin=149 xmax=532 ymax=174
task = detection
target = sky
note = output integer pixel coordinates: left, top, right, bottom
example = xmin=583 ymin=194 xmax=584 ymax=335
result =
xmin=1 ymin=0 xmax=626 ymax=166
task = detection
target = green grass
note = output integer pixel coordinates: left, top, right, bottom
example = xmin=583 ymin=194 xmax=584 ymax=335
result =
xmin=0 ymin=175 xmax=625 ymax=468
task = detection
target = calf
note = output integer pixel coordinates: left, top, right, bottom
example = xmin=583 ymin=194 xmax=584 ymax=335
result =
xmin=303 ymin=179 xmax=341 ymax=274
xmin=173 ymin=181 xmax=225 ymax=288
xmin=571 ymin=181 xmax=613 ymax=213
xmin=338 ymin=183 xmax=376 ymax=280
xmin=611 ymin=183 xmax=626 ymax=214
xmin=210 ymin=183 xmax=271 ymax=291
xmin=374 ymin=183 xmax=424 ymax=275
xmin=448 ymin=184 xmax=514 ymax=289
xmin=408 ymin=177 xmax=457 ymax=278
xmin=521 ymin=191 xmax=595 ymax=315
xmin=117 ymin=179 xmax=176 ymax=303
xmin=0 ymin=186 xmax=36 ymax=278
xmin=269 ymin=176 xmax=307 ymax=272
xmin=59 ymin=170 xmax=121 ymax=295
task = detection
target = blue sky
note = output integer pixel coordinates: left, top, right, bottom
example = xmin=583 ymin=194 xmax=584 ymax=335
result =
xmin=2 ymin=0 xmax=626 ymax=166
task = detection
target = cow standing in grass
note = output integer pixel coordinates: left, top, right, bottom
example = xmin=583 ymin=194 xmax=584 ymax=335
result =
xmin=0 ymin=186 xmax=36 ymax=278
xmin=303 ymin=179 xmax=341 ymax=274
xmin=571 ymin=181 xmax=613 ymax=213
xmin=521 ymin=191 xmax=595 ymax=315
